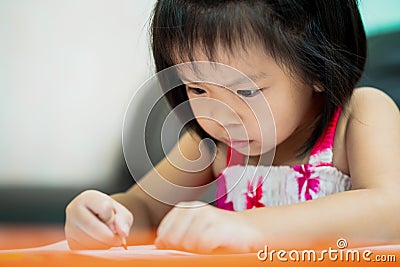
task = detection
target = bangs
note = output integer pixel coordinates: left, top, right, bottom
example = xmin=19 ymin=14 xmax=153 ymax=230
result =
xmin=151 ymin=1 xmax=291 ymax=69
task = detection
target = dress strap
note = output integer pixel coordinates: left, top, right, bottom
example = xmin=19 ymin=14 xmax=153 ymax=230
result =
xmin=226 ymin=146 xmax=245 ymax=167
xmin=309 ymin=107 xmax=342 ymax=165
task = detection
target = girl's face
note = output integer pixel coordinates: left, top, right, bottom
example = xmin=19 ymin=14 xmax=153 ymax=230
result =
xmin=178 ymin=46 xmax=318 ymax=156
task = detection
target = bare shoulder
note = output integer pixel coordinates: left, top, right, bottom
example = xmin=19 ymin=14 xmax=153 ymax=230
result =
xmin=343 ymin=87 xmax=400 ymax=189
xmin=347 ymin=87 xmax=399 ymax=118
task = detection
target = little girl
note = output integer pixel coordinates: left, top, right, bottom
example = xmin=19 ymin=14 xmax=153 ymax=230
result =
xmin=65 ymin=0 xmax=400 ymax=253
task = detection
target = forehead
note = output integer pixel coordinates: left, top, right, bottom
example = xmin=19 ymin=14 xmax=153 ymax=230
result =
xmin=174 ymin=45 xmax=277 ymax=88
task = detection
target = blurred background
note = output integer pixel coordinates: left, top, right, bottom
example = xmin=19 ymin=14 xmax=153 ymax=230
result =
xmin=0 ymin=0 xmax=156 ymax=225
xmin=0 ymin=0 xmax=399 ymax=227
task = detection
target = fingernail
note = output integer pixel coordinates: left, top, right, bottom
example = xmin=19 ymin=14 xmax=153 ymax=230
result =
xmin=121 ymin=223 xmax=130 ymax=236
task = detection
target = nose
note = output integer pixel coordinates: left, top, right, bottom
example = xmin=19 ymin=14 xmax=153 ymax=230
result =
xmin=210 ymin=105 xmax=249 ymax=141
xmin=210 ymin=106 xmax=242 ymax=127
xmin=209 ymin=94 xmax=244 ymax=128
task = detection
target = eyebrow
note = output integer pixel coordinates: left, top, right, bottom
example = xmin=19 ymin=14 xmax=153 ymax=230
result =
xmin=182 ymin=71 xmax=271 ymax=88
xmin=226 ymin=71 xmax=271 ymax=87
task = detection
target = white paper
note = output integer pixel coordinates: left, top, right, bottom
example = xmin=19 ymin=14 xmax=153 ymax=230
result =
xmin=0 ymin=240 xmax=196 ymax=259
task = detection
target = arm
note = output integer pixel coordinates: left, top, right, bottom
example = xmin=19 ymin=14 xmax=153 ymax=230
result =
xmin=242 ymin=87 xmax=400 ymax=249
xmin=111 ymin=131 xmax=215 ymax=244
xmin=65 ymin=131 xmax=214 ymax=249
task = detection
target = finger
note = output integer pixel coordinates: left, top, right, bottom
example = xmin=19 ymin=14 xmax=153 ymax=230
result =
xmin=67 ymin=237 xmax=87 ymax=250
xmin=160 ymin=210 xmax=195 ymax=250
xmin=66 ymin=223 xmax=119 ymax=250
xmin=156 ymin=206 xmax=178 ymax=239
xmin=83 ymin=192 xmax=115 ymax=227
xmin=82 ymin=192 xmax=124 ymax=238
xmin=179 ymin=208 xmax=214 ymax=252
xmin=155 ymin=207 xmax=183 ymax=248
xmin=156 ymin=201 xmax=198 ymax=238
xmin=194 ymin=226 xmax=228 ymax=253
xmin=157 ymin=202 xmax=204 ymax=250
xmin=75 ymin=205 xmax=122 ymax=247
xmin=181 ymin=204 xmax=224 ymax=253
xmin=113 ymin=201 xmax=134 ymax=237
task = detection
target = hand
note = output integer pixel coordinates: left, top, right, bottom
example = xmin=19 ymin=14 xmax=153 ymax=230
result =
xmin=154 ymin=201 xmax=259 ymax=253
xmin=65 ymin=190 xmax=133 ymax=249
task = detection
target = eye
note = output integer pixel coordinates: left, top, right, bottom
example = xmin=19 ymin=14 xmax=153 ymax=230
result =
xmin=186 ymin=86 xmax=206 ymax=95
xmin=236 ymin=89 xmax=261 ymax=97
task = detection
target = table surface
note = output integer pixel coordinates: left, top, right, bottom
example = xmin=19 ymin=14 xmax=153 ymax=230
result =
xmin=0 ymin=224 xmax=399 ymax=267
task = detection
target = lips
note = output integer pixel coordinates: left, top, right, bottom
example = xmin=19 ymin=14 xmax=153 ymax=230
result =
xmin=225 ymin=139 xmax=253 ymax=148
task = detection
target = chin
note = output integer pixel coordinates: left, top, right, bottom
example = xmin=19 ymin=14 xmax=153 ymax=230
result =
xmin=235 ymin=141 xmax=276 ymax=157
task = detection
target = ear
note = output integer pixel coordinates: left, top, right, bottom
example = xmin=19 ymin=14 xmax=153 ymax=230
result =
xmin=313 ymin=85 xmax=324 ymax=93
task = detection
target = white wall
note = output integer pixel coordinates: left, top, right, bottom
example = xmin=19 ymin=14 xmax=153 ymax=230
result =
xmin=0 ymin=0 xmax=155 ymax=187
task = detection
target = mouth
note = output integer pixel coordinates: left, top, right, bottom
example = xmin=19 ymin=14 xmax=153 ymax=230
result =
xmin=225 ymin=139 xmax=254 ymax=148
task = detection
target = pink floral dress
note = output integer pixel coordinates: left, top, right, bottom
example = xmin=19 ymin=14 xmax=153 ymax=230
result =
xmin=215 ymin=107 xmax=351 ymax=211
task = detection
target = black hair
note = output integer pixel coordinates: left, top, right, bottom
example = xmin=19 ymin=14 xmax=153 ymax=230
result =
xmin=150 ymin=0 xmax=366 ymax=157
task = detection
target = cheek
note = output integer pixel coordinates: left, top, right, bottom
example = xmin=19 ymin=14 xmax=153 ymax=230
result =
xmin=268 ymin=98 xmax=307 ymax=145
xmin=245 ymin=99 xmax=275 ymax=138
xmin=188 ymin=100 xmax=211 ymax=127
xmin=246 ymin=98 xmax=285 ymax=153
xmin=188 ymin=98 xmax=216 ymax=119
xmin=196 ymin=118 xmax=212 ymax=130
xmin=188 ymin=99 xmax=202 ymax=116
xmin=195 ymin=118 xmax=225 ymax=139
xmin=270 ymin=103 xmax=298 ymax=137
